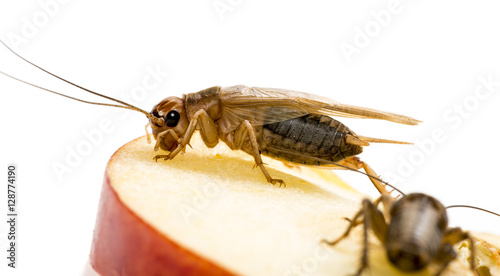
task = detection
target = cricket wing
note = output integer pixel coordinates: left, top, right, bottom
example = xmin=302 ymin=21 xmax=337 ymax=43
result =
xmin=217 ymin=85 xmax=420 ymax=132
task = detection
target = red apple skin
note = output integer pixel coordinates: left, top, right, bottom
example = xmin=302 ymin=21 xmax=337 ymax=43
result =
xmin=90 ymin=175 xmax=234 ymax=276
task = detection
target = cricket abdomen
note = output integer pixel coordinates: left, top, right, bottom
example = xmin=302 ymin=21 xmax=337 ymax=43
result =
xmin=260 ymin=114 xmax=363 ymax=165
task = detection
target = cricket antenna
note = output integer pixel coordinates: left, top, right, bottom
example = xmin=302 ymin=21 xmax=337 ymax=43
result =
xmin=0 ymin=40 xmax=164 ymax=126
xmin=446 ymin=205 xmax=500 ymax=218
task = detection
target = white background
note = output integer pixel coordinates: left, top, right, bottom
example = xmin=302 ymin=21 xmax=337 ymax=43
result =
xmin=1 ymin=1 xmax=500 ymax=275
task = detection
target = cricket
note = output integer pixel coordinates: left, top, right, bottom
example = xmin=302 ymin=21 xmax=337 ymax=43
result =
xmin=322 ymin=166 xmax=500 ymax=276
xmin=0 ymin=40 xmax=419 ymax=186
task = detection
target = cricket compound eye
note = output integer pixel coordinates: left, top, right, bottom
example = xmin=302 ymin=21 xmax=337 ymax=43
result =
xmin=166 ymin=110 xmax=180 ymax=127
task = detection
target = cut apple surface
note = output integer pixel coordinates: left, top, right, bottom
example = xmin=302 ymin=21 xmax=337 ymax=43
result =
xmin=90 ymin=134 xmax=500 ymax=276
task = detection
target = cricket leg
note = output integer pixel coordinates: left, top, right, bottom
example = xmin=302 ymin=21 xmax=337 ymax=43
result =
xmin=323 ymin=199 xmax=388 ymax=276
xmin=154 ymin=109 xmax=217 ymax=161
xmin=336 ymin=156 xmax=399 ymax=210
xmin=321 ymin=208 xmax=364 ymax=246
xmin=153 ymin=129 xmax=182 ymax=161
xmin=357 ymin=160 xmax=398 ymax=213
xmin=356 ymin=199 xmax=389 ymax=276
xmin=434 ymin=228 xmax=475 ymax=276
xmin=233 ymin=120 xmax=285 ymax=186
xmin=145 ymin=122 xmax=152 ymax=144
xmin=154 ymin=129 xmax=180 ymax=151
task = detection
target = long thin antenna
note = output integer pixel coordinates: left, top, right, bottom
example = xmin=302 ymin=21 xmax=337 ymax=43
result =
xmin=0 ymin=70 xmax=139 ymax=111
xmin=447 ymin=205 xmax=500 ymax=218
xmin=0 ymin=40 xmax=164 ymax=125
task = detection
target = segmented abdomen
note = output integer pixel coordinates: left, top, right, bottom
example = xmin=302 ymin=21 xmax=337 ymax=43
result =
xmin=260 ymin=114 xmax=362 ymax=165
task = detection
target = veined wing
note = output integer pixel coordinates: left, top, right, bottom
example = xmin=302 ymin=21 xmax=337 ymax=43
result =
xmin=217 ymin=85 xmax=420 ymax=132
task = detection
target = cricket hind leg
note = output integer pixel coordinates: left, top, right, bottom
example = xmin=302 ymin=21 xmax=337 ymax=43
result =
xmin=233 ymin=120 xmax=285 ymax=187
xmin=333 ymin=157 xmax=398 ymax=200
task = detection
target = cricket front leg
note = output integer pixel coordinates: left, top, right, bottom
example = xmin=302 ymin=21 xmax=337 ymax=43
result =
xmin=233 ymin=120 xmax=285 ymax=187
xmin=323 ymin=199 xmax=388 ymax=276
xmin=356 ymin=199 xmax=389 ymax=276
xmin=321 ymin=208 xmax=364 ymax=246
xmin=152 ymin=129 xmax=182 ymax=161
xmin=155 ymin=109 xmax=217 ymax=161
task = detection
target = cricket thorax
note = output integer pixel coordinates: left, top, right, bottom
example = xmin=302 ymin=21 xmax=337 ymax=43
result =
xmin=259 ymin=114 xmax=363 ymax=165
xmin=183 ymin=86 xmax=222 ymax=122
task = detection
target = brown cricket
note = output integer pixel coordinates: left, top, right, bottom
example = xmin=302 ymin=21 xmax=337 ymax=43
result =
xmin=323 ymin=165 xmax=500 ymax=276
xmin=1 ymin=41 xmax=420 ymax=185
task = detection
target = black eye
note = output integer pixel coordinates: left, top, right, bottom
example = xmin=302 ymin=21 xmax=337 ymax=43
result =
xmin=165 ymin=111 xmax=180 ymax=127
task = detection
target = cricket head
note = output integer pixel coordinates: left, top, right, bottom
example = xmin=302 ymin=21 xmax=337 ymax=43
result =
xmin=149 ymin=96 xmax=189 ymax=151
xmin=385 ymin=193 xmax=448 ymax=272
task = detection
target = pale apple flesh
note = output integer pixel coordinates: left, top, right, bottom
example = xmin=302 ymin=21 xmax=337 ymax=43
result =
xmin=90 ymin=174 xmax=233 ymax=276
xmin=90 ymin=134 xmax=500 ymax=276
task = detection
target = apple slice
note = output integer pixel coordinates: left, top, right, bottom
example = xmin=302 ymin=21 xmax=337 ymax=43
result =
xmin=90 ymin=134 xmax=500 ymax=276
